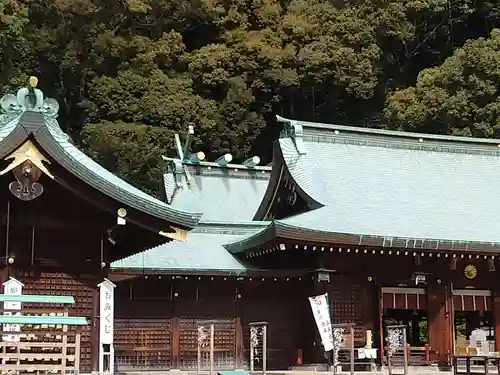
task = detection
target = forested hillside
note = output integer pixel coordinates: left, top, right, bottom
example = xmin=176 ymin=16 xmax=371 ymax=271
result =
xmin=2 ymin=0 xmax=500 ymax=192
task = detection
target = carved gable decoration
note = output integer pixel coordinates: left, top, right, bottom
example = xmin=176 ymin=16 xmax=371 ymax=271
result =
xmin=1 ymin=140 xmax=54 ymax=201
xmin=266 ymin=170 xmax=307 ymax=220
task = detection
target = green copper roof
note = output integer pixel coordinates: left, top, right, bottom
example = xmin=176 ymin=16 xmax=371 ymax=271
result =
xmin=229 ymin=116 xmax=500 ymax=252
xmin=163 ymin=160 xmax=270 ymax=222
xmin=276 ymin=115 xmax=500 ymax=244
xmin=110 ymin=222 xmax=269 ymax=272
xmin=0 ymin=82 xmax=202 ymax=228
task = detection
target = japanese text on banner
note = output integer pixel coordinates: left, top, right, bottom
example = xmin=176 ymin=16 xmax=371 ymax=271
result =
xmin=308 ymin=293 xmax=334 ymax=351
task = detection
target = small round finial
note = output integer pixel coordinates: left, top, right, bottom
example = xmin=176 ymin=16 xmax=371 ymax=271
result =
xmin=28 ymin=76 xmax=38 ymax=88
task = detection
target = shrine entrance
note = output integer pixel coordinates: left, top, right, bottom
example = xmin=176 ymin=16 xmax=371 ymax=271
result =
xmin=381 ymin=287 xmax=430 ymax=365
xmin=453 ymin=289 xmax=494 ymax=355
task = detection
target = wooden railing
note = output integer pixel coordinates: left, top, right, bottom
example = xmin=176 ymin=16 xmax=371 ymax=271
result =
xmin=385 ymin=344 xmax=433 ymax=366
xmin=452 ymin=355 xmax=500 ymax=375
xmin=407 ymin=345 xmax=432 ymax=365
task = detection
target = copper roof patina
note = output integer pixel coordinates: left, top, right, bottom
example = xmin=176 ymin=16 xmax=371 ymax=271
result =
xmin=163 ymin=158 xmax=271 ymax=222
xmin=226 ymin=115 xmax=500 ymax=253
xmin=110 ymin=222 xmax=270 ymax=272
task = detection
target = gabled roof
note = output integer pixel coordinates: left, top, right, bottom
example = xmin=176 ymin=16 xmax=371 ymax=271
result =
xmin=0 ymin=80 xmax=201 ymax=228
xmin=163 ymin=159 xmax=270 ymax=222
xmin=228 ymin=115 xmax=500 ymax=253
xmin=110 ymin=222 xmax=270 ymax=273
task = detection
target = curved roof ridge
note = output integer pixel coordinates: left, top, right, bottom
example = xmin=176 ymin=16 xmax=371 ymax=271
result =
xmin=41 ymin=117 xmax=202 ymax=226
xmin=162 ymin=155 xmax=272 ymax=173
xmin=162 ymin=156 xmax=271 ymax=222
xmin=276 ymin=115 xmax=500 ymax=146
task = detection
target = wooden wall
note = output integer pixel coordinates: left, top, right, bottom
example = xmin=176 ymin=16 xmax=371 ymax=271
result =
xmin=114 ymin=277 xmax=237 ymax=371
xmin=239 ymin=279 xmax=300 ymax=369
xmin=112 ymin=252 xmax=500 ymax=369
xmin=114 ymin=276 xmax=302 ymax=371
xmin=114 ymin=277 xmax=173 ymax=371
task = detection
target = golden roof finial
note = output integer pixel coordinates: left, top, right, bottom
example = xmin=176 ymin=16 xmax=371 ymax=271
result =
xmin=28 ymin=76 xmax=38 ymax=88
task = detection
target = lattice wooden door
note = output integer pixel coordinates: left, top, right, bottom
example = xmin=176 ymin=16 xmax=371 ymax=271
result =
xmin=114 ymin=281 xmax=173 ymax=371
xmin=175 ymin=279 xmax=236 ymax=370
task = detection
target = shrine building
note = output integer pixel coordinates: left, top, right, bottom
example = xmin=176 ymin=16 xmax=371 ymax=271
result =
xmin=111 ymin=113 xmax=500 ymax=371
xmin=0 ymin=77 xmax=499 ymax=373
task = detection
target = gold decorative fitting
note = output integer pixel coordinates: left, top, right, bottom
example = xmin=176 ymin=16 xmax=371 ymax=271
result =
xmin=1 ymin=140 xmax=53 ymax=178
xmin=464 ymin=264 xmax=478 ymax=279
xmin=28 ymin=76 xmax=38 ymax=88
xmin=1 ymin=140 xmax=53 ymax=201
xmin=159 ymin=227 xmax=188 ymax=242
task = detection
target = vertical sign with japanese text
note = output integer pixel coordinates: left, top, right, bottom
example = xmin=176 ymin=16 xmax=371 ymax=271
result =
xmin=98 ymin=279 xmax=116 ymax=345
xmin=308 ymin=293 xmax=334 ymax=351
xmin=2 ymin=278 xmax=24 ymax=343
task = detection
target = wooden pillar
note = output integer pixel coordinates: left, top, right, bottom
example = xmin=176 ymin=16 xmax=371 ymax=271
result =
xmin=492 ymin=289 xmax=500 ymax=351
xmin=171 ymin=317 xmax=180 ymax=369
xmin=296 ymin=280 xmax=311 ymax=366
xmin=377 ymin=283 xmax=385 ymax=362
xmin=0 ymin=266 xmax=8 ymax=284
xmin=171 ymin=279 xmax=180 ymax=370
xmin=427 ymin=281 xmax=453 ymax=366
xmin=91 ymin=287 xmax=99 ymax=372
xmin=234 ymin=281 xmax=244 ymax=369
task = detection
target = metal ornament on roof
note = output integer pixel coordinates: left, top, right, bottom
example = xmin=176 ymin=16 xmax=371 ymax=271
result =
xmin=9 ymin=162 xmax=44 ymax=201
xmin=0 ymin=76 xmax=59 ymax=120
xmin=276 ymin=115 xmax=306 ymax=155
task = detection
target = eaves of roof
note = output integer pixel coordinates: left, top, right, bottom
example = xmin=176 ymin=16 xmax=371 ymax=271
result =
xmin=223 ymin=220 xmax=500 ymax=254
xmin=37 ymin=115 xmax=202 ymax=227
xmin=110 ymin=221 xmax=272 ymax=273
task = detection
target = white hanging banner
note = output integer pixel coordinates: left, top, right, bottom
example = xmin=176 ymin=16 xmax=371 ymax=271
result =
xmin=98 ymin=279 xmax=115 ymax=345
xmin=309 ymin=293 xmax=334 ymax=351
xmin=2 ymin=278 xmax=24 ymax=343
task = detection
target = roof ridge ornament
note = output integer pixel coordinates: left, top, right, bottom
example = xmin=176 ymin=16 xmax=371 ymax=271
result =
xmin=276 ymin=115 xmax=306 ymax=155
xmin=0 ymin=76 xmax=59 ymax=120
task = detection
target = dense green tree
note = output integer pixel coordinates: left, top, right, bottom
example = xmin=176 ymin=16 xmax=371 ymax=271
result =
xmin=0 ymin=0 xmax=29 ymax=92
xmin=385 ymin=29 xmax=500 ymax=138
xmin=2 ymin=0 xmax=500 ymax=193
